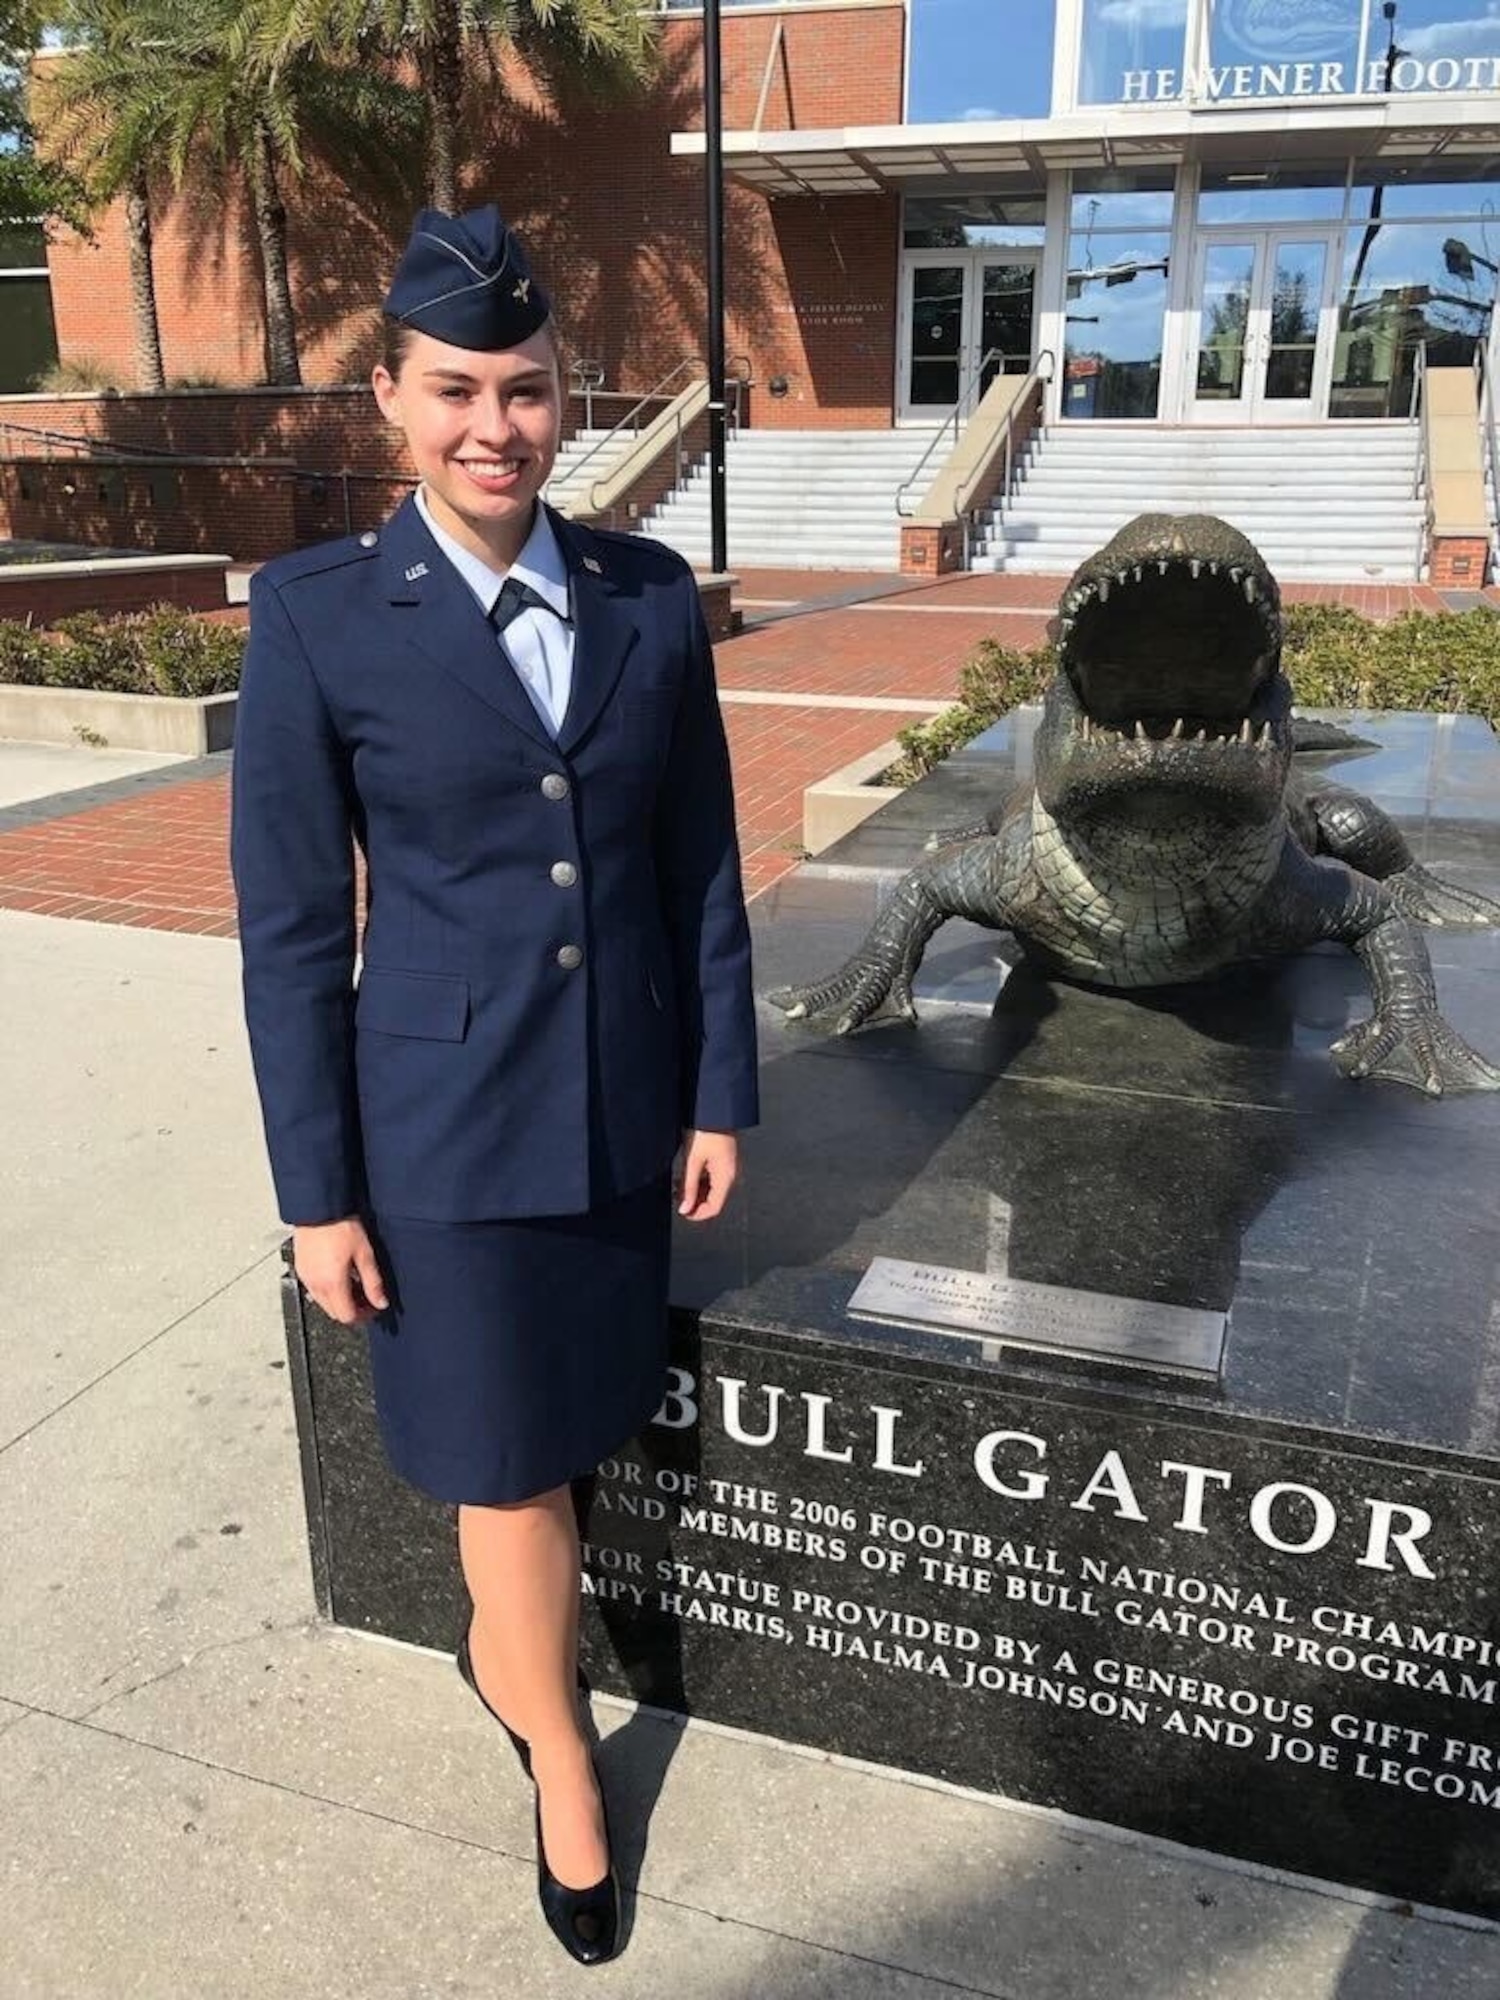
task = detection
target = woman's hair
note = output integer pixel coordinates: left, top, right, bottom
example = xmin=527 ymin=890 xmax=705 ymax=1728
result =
xmin=379 ymin=314 xmax=563 ymax=381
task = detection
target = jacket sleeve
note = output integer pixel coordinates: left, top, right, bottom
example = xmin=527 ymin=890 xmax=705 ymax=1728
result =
xmin=230 ymin=572 xmax=365 ymax=1223
xmin=652 ymin=573 xmax=760 ymax=1133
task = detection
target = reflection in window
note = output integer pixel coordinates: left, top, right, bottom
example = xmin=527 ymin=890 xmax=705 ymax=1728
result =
xmin=1197 ymin=163 xmax=1348 ymax=225
xmin=1351 ymin=161 xmax=1500 ymax=222
xmin=904 ymin=192 xmax=1046 ymax=249
xmin=1069 ymin=170 xmax=1175 ymax=231
xmin=1330 ymin=218 xmax=1499 ymax=419
xmin=1078 ymin=0 xmax=1189 ymax=104
xmin=907 ymin=0 xmax=1057 ymax=122
xmin=1207 ymin=0 xmax=1362 ymax=88
xmin=1383 ymin=0 xmax=1500 ymax=92
xmin=1064 ymin=228 xmax=1172 ymax=418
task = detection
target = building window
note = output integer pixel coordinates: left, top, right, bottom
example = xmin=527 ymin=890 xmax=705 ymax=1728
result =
xmin=904 ymin=191 xmax=1047 ymax=249
xmin=906 ymin=0 xmax=1057 ymax=122
xmin=0 ymin=223 xmax=59 ymax=394
xmin=1064 ymin=170 xmax=1175 ymax=418
xmin=1078 ymin=0 xmax=1500 ymax=104
xmin=1078 ymin=0 xmax=1190 ymax=105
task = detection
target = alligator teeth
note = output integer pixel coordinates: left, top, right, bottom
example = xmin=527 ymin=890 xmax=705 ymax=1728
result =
xmin=1059 ymin=616 xmax=1075 ymax=639
xmin=1157 ymin=560 xmax=1169 ymax=576
xmin=1189 ymin=558 xmax=1202 ymax=579
xmin=1131 ymin=720 xmax=1144 ymax=741
xmin=1257 ymin=721 xmax=1274 ymax=749
xmin=1170 ymin=718 xmax=1185 ymax=739
xmin=1242 ymin=575 xmax=1257 ymax=603
xmin=1132 ymin=565 xmax=1144 ymax=584
xmin=1239 ymin=718 xmax=1253 ymax=743
xmin=1097 ymin=577 xmax=1110 ymax=602
xmin=1230 ymin=566 xmax=1245 ymax=587
xmin=1194 ymin=728 xmax=1208 ymax=744
xmin=1207 ymin=560 xmax=1221 ymax=576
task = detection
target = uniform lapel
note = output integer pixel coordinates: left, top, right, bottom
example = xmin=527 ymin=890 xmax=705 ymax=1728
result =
xmin=380 ymin=494 xmax=556 ymax=753
xmin=550 ymin=507 xmax=639 ymax=756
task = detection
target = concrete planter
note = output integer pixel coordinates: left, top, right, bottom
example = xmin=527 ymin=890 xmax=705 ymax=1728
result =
xmin=802 ymin=738 xmax=906 ymax=854
xmin=0 ymin=681 xmax=236 ymax=754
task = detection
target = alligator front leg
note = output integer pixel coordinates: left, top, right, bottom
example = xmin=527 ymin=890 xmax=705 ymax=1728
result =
xmin=767 ymin=864 xmax=954 ymax=1034
xmin=1332 ymin=913 xmax=1500 ymax=1095
xmin=1305 ymin=783 xmax=1500 ymax=927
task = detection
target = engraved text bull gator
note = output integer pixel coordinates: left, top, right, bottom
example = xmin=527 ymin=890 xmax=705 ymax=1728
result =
xmin=769 ymin=514 xmax=1500 ymax=1095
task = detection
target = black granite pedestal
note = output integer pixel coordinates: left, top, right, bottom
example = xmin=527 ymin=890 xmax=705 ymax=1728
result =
xmin=284 ymin=711 xmax=1500 ymax=1920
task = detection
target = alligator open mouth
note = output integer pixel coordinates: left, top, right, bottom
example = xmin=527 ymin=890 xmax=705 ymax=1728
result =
xmin=1038 ymin=512 xmax=1293 ymax=826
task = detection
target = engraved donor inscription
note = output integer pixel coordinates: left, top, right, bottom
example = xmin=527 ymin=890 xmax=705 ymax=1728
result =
xmin=847 ymin=1257 xmax=1227 ymax=1379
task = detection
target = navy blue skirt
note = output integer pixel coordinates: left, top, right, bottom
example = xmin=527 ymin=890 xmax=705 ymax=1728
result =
xmin=366 ymin=1175 xmax=672 ymax=1505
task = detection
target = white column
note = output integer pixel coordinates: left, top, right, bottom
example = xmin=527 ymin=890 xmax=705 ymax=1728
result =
xmin=1052 ymin=0 xmax=1083 ymax=116
xmin=1038 ymin=170 xmax=1074 ymax=424
xmin=1160 ymin=160 xmax=1202 ymax=422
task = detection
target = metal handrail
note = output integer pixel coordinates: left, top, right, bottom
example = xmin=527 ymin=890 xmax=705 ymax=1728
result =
xmin=578 ymin=354 xmax=752 ymax=515
xmin=562 ymin=356 xmax=704 ymax=501
xmin=894 ymin=348 xmax=1042 ymax=518
xmin=1476 ymin=343 xmax=1500 ymax=570
xmin=952 ymin=350 xmax=1055 ymax=531
xmin=1411 ymin=339 xmax=1430 ymax=576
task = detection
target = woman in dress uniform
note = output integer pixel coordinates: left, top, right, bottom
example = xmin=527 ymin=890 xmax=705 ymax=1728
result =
xmin=230 ymin=204 xmax=758 ymax=1967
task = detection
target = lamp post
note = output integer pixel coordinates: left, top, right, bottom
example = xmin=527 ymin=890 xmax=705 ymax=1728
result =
xmin=703 ymin=0 xmax=729 ymax=575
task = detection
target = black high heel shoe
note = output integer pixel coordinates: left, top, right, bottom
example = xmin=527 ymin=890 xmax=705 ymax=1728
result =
xmin=534 ymin=1764 xmax=622 ymax=1967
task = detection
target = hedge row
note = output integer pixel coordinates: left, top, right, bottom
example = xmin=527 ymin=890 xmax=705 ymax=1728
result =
xmin=0 ymin=607 xmax=246 ymax=699
xmin=885 ymin=602 xmax=1500 ymax=786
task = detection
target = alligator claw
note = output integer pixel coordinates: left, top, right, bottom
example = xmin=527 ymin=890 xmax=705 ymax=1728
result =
xmin=1382 ymin=865 xmax=1500 ymax=929
xmin=1330 ymin=1010 xmax=1500 ymax=1096
xmin=768 ymin=959 xmax=915 ymax=1035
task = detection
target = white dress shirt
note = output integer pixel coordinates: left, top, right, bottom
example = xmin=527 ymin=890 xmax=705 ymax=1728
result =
xmin=414 ymin=486 xmax=575 ymax=737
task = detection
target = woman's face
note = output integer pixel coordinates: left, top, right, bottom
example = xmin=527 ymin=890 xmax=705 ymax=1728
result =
xmin=373 ymin=326 xmax=562 ymax=558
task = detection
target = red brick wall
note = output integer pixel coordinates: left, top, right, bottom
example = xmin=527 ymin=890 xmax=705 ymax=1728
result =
xmin=39 ymin=8 xmax=906 ymax=429
xmin=0 ymin=561 xmax=230 ymax=624
xmin=0 ymin=460 xmax=298 ymax=561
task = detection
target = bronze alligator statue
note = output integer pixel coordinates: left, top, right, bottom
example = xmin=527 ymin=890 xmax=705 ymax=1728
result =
xmin=769 ymin=514 xmax=1500 ymax=1096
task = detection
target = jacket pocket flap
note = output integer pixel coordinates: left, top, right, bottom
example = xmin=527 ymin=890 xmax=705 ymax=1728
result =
xmin=356 ymin=968 xmax=469 ymax=1041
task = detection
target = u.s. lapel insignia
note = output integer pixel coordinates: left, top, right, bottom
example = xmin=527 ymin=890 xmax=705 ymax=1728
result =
xmin=582 ymin=555 xmax=603 ymax=575
xmin=513 ymin=276 xmax=531 ymax=304
xmin=404 ymin=561 xmax=429 ymax=581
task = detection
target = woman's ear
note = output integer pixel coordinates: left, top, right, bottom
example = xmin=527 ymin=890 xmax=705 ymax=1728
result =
xmin=371 ymin=364 xmax=402 ymax=424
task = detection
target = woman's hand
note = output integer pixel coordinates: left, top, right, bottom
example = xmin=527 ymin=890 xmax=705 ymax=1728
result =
xmin=293 ymin=1217 xmax=389 ymax=1324
xmin=677 ymin=1130 xmax=739 ymax=1222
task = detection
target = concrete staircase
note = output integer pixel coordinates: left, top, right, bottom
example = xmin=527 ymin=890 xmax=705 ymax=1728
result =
xmin=543 ymin=428 xmax=620 ymax=513
xmin=638 ymin=427 xmax=942 ymax=570
xmin=973 ymin=424 xmax=1426 ymax=583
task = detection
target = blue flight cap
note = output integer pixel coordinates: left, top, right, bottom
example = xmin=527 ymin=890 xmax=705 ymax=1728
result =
xmin=383 ymin=205 xmax=551 ymax=351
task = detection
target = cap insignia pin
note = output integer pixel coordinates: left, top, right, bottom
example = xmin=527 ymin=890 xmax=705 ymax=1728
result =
xmin=513 ymin=277 xmax=531 ymax=303
xmin=404 ymin=561 xmax=429 ymax=581
xmin=582 ymin=555 xmax=602 ymax=574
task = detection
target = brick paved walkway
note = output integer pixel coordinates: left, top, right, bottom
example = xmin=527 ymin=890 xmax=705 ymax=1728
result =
xmin=0 ymin=567 xmax=1493 ymax=932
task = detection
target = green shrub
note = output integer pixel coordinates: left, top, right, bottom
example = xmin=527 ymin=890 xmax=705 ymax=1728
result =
xmin=0 ymin=605 xmax=245 ymax=696
xmin=0 ymin=620 xmax=51 ymax=685
xmin=888 ymin=603 xmax=1500 ymax=786
xmin=885 ymin=638 xmax=1054 ymax=785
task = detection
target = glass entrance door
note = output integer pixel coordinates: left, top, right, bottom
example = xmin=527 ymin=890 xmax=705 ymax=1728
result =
xmin=900 ymin=251 xmax=1038 ymax=422
xmin=1191 ymin=230 xmax=1338 ymax=423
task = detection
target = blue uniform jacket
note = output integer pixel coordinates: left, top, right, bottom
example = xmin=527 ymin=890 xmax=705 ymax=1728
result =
xmin=230 ymin=496 xmax=759 ymax=1225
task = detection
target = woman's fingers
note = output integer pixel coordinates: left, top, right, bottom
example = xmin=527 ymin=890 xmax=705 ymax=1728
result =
xmin=678 ymin=1132 xmax=739 ymax=1221
xmin=294 ymin=1218 xmax=387 ymax=1323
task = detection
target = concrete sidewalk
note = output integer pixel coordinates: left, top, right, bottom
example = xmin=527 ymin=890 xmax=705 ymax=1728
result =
xmin=1 ymin=905 xmax=1496 ymax=2000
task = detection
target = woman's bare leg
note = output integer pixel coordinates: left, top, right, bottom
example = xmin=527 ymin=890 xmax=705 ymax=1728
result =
xmin=458 ymin=1488 xmax=608 ymax=1889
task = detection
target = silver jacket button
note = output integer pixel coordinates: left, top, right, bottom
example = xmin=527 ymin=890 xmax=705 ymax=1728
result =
xmin=541 ymin=773 xmax=570 ymax=802
xmin=358 ymin=530 xmax=378 ymax=548
xmin=550 ymin=862 xmax=578 ymax=888
xmin=556 ymin=944 xmax=584 ymax=970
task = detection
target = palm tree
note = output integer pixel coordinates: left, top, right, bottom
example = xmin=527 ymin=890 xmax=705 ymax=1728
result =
xmin=39 ymin=0 xmax=173 ymax=389
xmin=150 ymin=0 xmax=428 ymax=383
xmin=47 ymin=0 xmax=426 ymax=387
xmin=299 ymin=0 xmax=657 ymax=212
